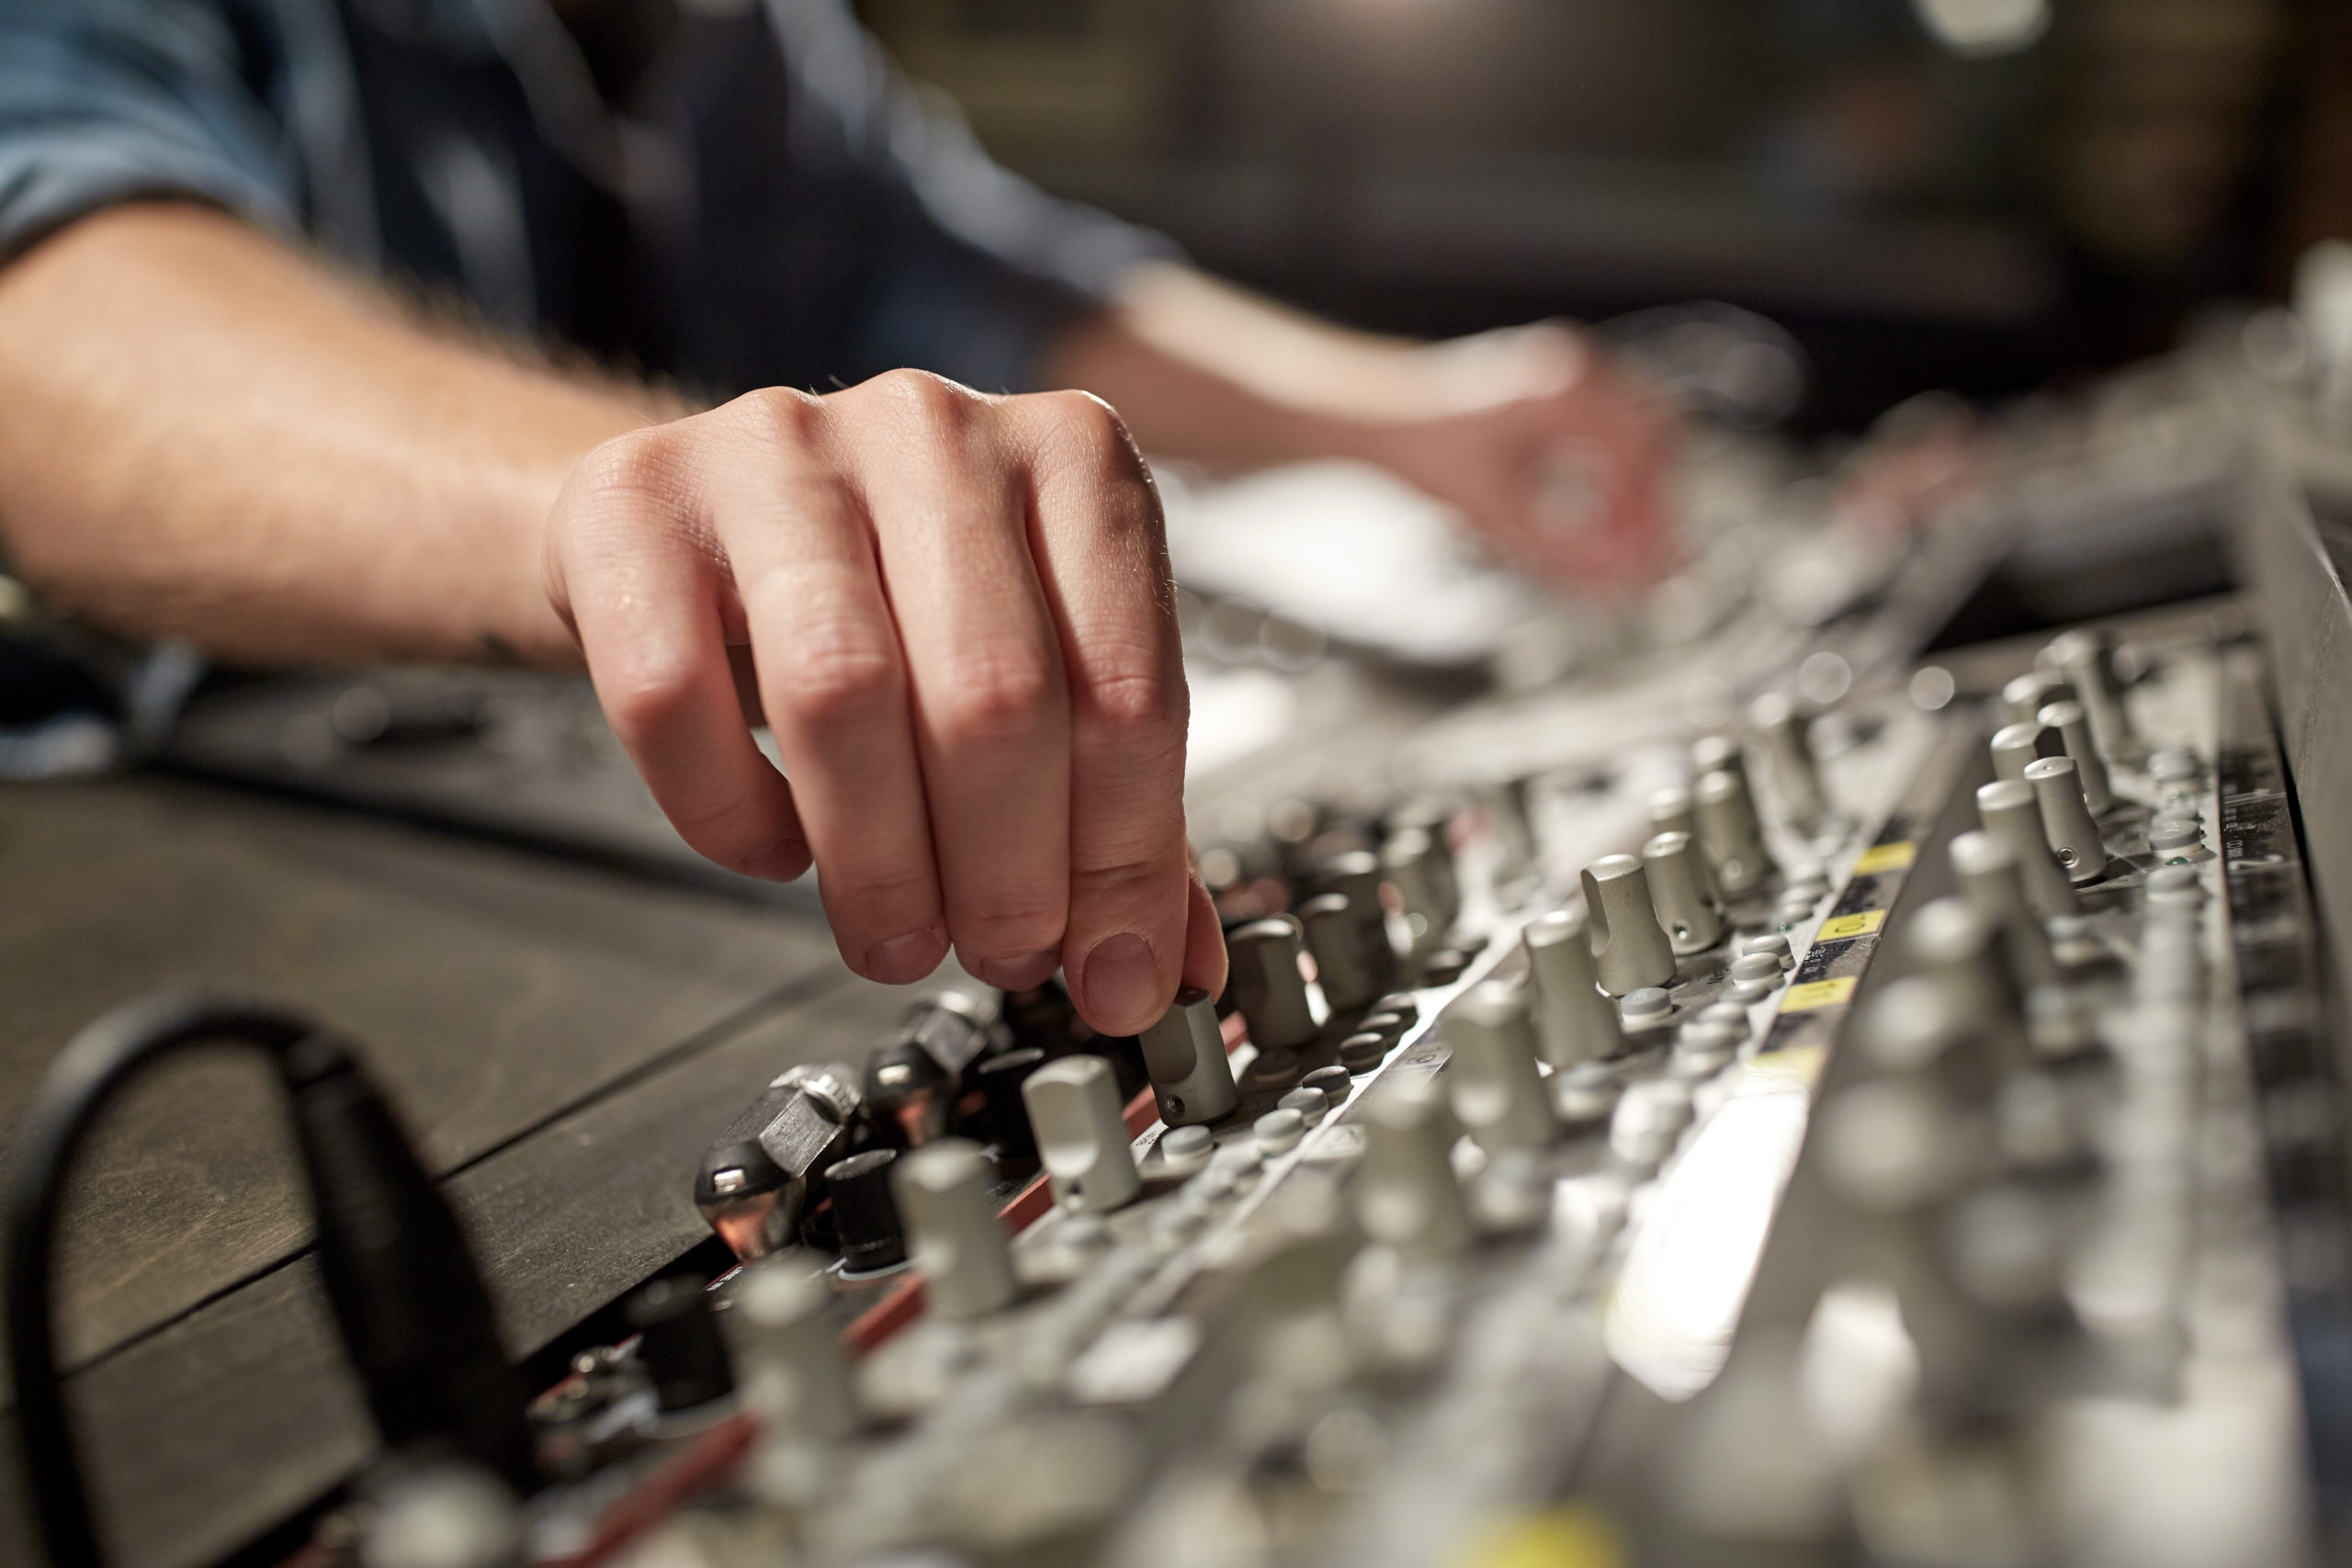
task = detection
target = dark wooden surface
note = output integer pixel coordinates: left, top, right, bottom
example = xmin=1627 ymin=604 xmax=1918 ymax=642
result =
xmin=0 ymin=776 xmax=918 ymax=1568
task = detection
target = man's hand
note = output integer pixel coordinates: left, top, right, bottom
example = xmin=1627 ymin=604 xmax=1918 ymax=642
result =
xmin=544 ymin=371 xmax=1226 ymax=1034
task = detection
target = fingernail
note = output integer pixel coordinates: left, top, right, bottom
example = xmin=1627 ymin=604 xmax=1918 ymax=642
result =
xmin=866 ymin=927 xmax=946 ymax=982
xmin=1079 ymin=932 xmax=1160 ymax=1034
xmin=741 ymin=838 xmax=810 ymax=881
xmin=967 ymin=950 xmax=1059 ymax=991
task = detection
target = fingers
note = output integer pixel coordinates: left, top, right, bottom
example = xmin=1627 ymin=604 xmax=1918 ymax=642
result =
xmin=707 ymin=390 xmax=949 ymax=984
xmin=549 ymin=428 xmax=810 ymax=882
xmin=837 ymin=372 xmax=1073 ymax=993
xmin=1012 ymin=390 xmax=1194 ymax=1035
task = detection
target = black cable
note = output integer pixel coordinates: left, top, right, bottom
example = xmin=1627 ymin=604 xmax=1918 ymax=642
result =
xmin=6 ymin=994 xmax=536 ymax=1568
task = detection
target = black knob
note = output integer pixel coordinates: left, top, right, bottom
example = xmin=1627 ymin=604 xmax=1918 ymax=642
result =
xmin=825 ymin=1148 xmax=908 ymax=1273
xmin=625 ymin=1276 xmax=733 ymax=1413
xmin=974 ymin=1046 xmax=1046 ymax=1159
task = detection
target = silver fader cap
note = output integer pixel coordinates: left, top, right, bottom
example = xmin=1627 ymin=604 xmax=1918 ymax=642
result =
xmin=892 ymin=1139 xmax=1018 ymax=1319
xmin=1226 ymin=917 xmax=1317 ymax=1054
xmin=1442 ymin=982 xmax=1554 ymax=1153
xmin=1976 ymin=780 xmax=2078 ymax=919
xmin=730 ymin=1259 xmax=860 ymax=1440
xmin=2023 ymin=756 xmax=2109 ymax=884
xmin=1138 ymin=986 xmax=1239 ymax=1127
xmin=1990 ymin=720 xmax=2064 ymax=782
xmin=1750 ymin=692 xmax=1826 ymax=828
xmin=2002 ymin=670 xmax=2076 ymax=726
xmin=1949 ymin=830 xmax=2058 ymax=989
xmin=1642 ymin=830 xmax=1724 ymax=955
xmin=1023 ymin=1055 xmax=1142 ymax=1214
xmin=1694 ymin=769 xmax=1772 ymax=897
xmin=1581 ymin=854 xmax=1679 ymax=996
xmin=2035 ymin=701 xmax=2113 ymax=816
xmin=1300 ymin=893 xmax=1380 ymax=1012
xmin=1523 ymin=908 xmax=1623 ymax=1067
xmin=1355 ymin=1077 xmax=1473 ymax=1260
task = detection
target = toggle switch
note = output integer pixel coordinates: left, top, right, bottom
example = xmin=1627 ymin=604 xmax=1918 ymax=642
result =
xmin=1523 ymin=908 xmax=1623 ymax=1068
xmin=892 ymin=1139 xmax=1018 ymax=1319
xmin=1023 ymin=1055 xmax=1143 ymax=1214
xmin=1137 ymin=987 xmax=1239 ymax=1128
xmin=1642 ymin=830 xmax=1724 ymax=954
xmin=1581 ymin=855 xmax=1679 ymax=996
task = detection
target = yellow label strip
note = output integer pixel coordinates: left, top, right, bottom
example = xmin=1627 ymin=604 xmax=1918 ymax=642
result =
xmin=1781 ymin=976 xmax=1858 ymax=1013
xmin=1852 ymin=840 xmax=1917 ymax=874
xmin=1816 ymin=908 xmax=1885 ymax=941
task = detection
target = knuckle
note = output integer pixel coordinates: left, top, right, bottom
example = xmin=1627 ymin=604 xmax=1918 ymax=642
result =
xmin=955 ymin=897 xmax=1066 ymax=954
xmin=860 ymin=367 xmax=982 ymax=433
xmin=825 ymin=863 xmax=937 ymax=920
xmin=599 ymin=649 xmax=702 ymax=741
xmin=571 ymin=425 xmax=682 ymax=508
xmin=1076 ymin=651 xmax=1183 ymax=745
xmin=733 ymin=384 xmax=824 ymax=445
xmin=775 ymin=640 xmax=902 ymax=733
xmin=1029 ymin=389 xmax=1141 ymax=470
xmin=1070 ymin=850 xmax=1174 ymax=906
xmin=933 ymin=645 xmax=1059 ymax=750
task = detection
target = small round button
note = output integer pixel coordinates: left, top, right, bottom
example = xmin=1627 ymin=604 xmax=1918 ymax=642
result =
xmin=1701 ymin=1001 xmax=1750 ymax=1030
xmin=1730 ymin=953 xmax=1783 ymax=987
xmin=1279 ymin=1087 xmax=1329 ymax=1126
xmin=1161 ymin=1124 xmax=1213 ymax=1160
xmin=1301 ymin=1065 xmax=1351 ymax=1106
xmin=1744 ymin=933 xmax=1793 ymax=969
xmin=1255 ymin=1108 xmax=1306 ymax=1155
xmin=1621 ymin=987 xmax=1672 ymax=1025
xmin=2149 ymin=816 xmax=2202 ymax=852
xmin=1340 ymin=1032 xmax=1390 ymax=1072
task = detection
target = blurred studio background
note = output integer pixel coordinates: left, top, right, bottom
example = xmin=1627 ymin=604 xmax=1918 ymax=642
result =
xmin=852 ymin=0 xmax=2352 ymax=433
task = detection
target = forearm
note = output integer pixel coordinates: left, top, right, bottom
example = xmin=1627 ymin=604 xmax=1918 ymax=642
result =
xmin=0 ymin=203 xmax=668 ymax=668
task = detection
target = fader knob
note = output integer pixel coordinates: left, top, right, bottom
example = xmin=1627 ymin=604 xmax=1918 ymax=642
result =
xmin=1227 ymin=918 xmax=1317 ymax=1055
xmin=730 ymin=1258 xmax=860 ymax=1440
xmin=1990 ymin=721 xmax=2063 ymax=782
xmin=1301 ymin=893 xmax=1379 ymax=1012
xmin=2035 ymin=702 xmax=2113 ymax=816
xmin=825 ymin=1149 xmax=909 ymax=1273
xmin=2002 ymin=670 xmax=2076 ymax=726
xmin=1750 ymin=693 xmax=1826 ymax=828
xmin=1949 ymin=830 xmax=2058 ymax=989
xmin=2022 ymin=757 xmax=2109 ymax=884
xmin=1023 ymin=1055 xmax=1142 ymax=1214
xmin=892 ymin=1139 xmax=1018 ymax=1319
xmin=1137 ymin=986 xmax=1239 ymax=1128
xmin=2044 ymin=628 xmax=2134 ymax=760
xmin=1642 ymin=830 xmax=1724 ymax=955
xmin=1581 ymin=855 xmax=1679 ymax=996
xmin=1976 ymin=780 xmax=2078 ymax=919
xmin=1523 ymin=908 xmax=1623 ymax=1068
xmin=1694 ymin=769 xmax=1772 ymax=897
xmin=1442 ymin=982 xmax=1553 ymax=1154
xmin=1355 ymin=1077 xmax=1473 ymax=1260
xmin=1382 ymin=826 xmax=1458 ymax=950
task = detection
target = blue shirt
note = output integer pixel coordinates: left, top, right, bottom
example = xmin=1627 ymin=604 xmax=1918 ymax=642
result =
xmin=0 ymin=0 xmax=1177 ymax=396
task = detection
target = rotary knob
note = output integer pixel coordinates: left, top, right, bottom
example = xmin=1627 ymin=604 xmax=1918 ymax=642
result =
xmin=1354 ymin=1077 xmax=1473 ymax=1260
xmin=2043 ymin=627 xmax=2135 ymax=761
xmin=1648 ymin=786 xmax=1697 ymax=840
xmin=1300 ymin=892 xmax=1380 ymax=1012
xmin=1522 ymin=908 xmax=1623 ymax=1068
xmin=1023 ymin=1055 xmax=1142 ymax=1214
xmin=730 ymin=1258 xmax=860 ymax=1440
xmin=2035 ymin=701 xmax=2113 ymax=816
xmin=1442 ymin=981 xmax=1554 ymax=1153
xmin=1905 ymin=898 xmax=2027 ymax=1067
xmin=1949 ymin=830 xmax=2057 ymax=989
xmin=825 ymin=1149 xmax=909 ymax=1274
xmin=1226 ymin=917 xmax=1317 ymax=1055
xmin=1641 ymin=830 xmax=1724 ymax=954
xmin=2002 ymin=670 xmax=2075 ymax=726
xmin=1976 ymin=780 xmax=2078 ymax=919
xmin=1580 ymin=855 xmax=1678 ymax=996
xmin=2022 ymin=756 xmax=2109 ymax=884
xmin=1694 ymin=769 xmax=1772 ymax=897
xmin=1317 ymin=851 xmax=1399 ymax=991
xmin=1381 ymin=824 xmax=1458 ymax=952
xmin=1990 ymin=720 xmax=2064 ymax=783
xmin=892 ymin=1139 xmax=1019 ymax=1319
xmin=1750 ymin=693 xmax=1826 ymax=828
xmin=1137 ymin=987 xmax=1239 ymax=1127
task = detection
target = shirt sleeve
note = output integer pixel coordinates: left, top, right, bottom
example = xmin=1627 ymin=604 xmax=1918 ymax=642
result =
xmin=0 ymin=0 xmax=299 ymax=265
xmin=760 ymin=0 xmax=1183 ymax=393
